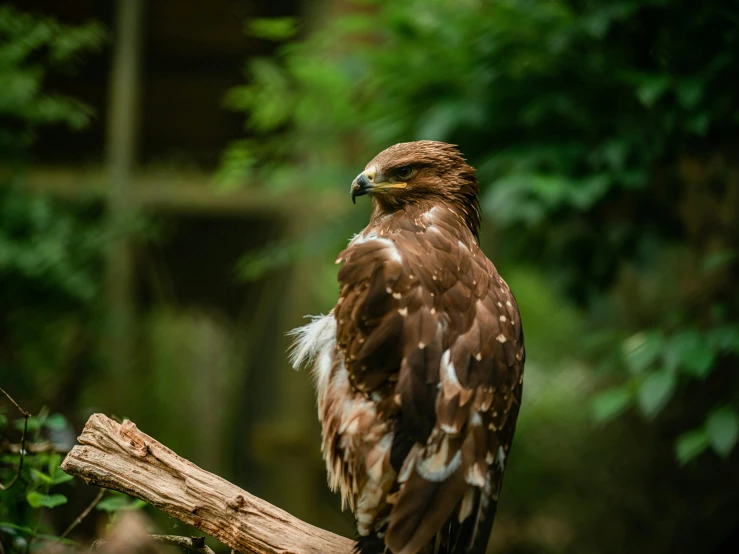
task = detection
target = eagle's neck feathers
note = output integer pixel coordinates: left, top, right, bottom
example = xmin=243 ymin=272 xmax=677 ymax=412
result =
xmin=369 ymin=199 xmax=480 ymax=243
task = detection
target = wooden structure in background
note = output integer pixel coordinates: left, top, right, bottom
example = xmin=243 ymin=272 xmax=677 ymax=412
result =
xmin=105 ymin=0 xmax=143 ymax=408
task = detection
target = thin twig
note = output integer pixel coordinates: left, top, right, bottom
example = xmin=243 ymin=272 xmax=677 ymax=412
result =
xmin=0 ymin=387 xmax=31 ymax=417
xmin=91 ymin=535 xmax=217 ymax=554
xmin=0 ymin=386 xmax=31 ymax=491
xmin=60 ymin=488 xmax=106 ymax=539
xmin=151 ymin=535 xmax=216 ymax=554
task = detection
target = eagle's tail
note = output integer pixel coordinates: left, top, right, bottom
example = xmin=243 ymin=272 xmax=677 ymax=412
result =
xmin=355 ymin=497 xmax=498 ymax=554
xmin=437 ymin=492 xmax=498 ymax=554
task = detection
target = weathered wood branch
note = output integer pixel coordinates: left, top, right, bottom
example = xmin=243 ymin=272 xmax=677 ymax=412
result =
xmin=61 ymin=414 xmax=355 ymax=554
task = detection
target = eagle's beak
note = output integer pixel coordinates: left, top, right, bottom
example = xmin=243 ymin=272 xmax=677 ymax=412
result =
xmin=351 ymin=166 xmax=376 ymax=204
xmin=350 ymin=166 xmax=407 ymax=204
xmin=351 ymin=173 xmax=373 ymax=204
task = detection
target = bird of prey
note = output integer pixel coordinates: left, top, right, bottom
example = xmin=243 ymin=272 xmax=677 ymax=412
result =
xmin=290 ymin=141 xmax=524 ymax=554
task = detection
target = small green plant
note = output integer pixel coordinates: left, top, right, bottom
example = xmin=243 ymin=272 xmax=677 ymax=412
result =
xmin=0 ymin=404 xmax=75 ymax=550
xmin=0 ymin=393 xmax=148 ymax=552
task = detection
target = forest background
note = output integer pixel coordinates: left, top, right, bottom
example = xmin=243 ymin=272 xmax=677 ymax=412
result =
xmin=1 ymin=1 xmax=738 ymax=553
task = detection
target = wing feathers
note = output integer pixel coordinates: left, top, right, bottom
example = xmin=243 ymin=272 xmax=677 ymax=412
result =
xmin=327 ymin=208 xmax=524 ymax=553
xmin=386 ymin=470 xmax=468 ymax=554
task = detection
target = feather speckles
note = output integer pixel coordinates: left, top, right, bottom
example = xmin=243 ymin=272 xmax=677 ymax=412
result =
xmin=294 ymin=141 xmax=525 ymax=554
xmin=417 ymin=439 xmax=462 ymax=482
xmin=440 ymin=349 xmax=462 ymax=398
xmin=496 ymin=446 xmax=507 ymax=471
xmin=465 ymin=463 xmax=486 ymax=487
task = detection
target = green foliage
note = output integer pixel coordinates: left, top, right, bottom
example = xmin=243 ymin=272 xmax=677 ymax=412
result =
xmin=674 ymin=427 xmax=708 ymax=465
xmin=706 ymin=406 xmax=739 ymax=459
xmin=0 ymin=5 xmax=106 ymax=156
xmin=0 ymin=5 xmax=108 ymax=392
xmin=25 ymin=492 xmax=67 ymax=509
xmin=676 ymin=405 xmax=739 ymax=464
xmin=223 ymin=0 xmax=739 ymax=469
xmin=590 ymin=324 xmax=739 ymax=457
xmin=1 ymin=411 xmax=71 ymax=546
xmin=245 ymin=17 xmax=299 ymax=42
xmin=0 ymin=189 xmax=106 ymax=306
xmin=591 ymin=386 xmax=632 ymax=424
xmin=96 ymin=491 xmax=147 ymax=513
xmin=1 ymin=409 xmax=146 ymax=550
xmin=0 ymin=6 xmax=110 ymax=552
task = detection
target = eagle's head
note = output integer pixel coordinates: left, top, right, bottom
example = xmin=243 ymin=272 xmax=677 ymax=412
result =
xmin=351 ymin=140 xmax=481 ymax=234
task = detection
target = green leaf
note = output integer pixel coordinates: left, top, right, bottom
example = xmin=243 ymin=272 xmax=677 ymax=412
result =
xmin=622 ymin=331 xmax=663 ymax=374
xmin=676 ymin=428 xmax=709 ymax=465
xmin=245 ymin=17 xmax=298 ymax=41
xmin=591 ymin=387 xmax=632 ymax=423
xmin=664 ymin=330 xmax=715 ymax=378
xmin=0 ymin=522 xmax=36 ymax=535
xmin=48 ymin=453 xmax=61 ymax=474
xmin=701 ymin=250 xmax=736 ymax=272
xmin=686 ymin=112 xmax=710 ymax=135
xmin=96 ymin=493 xmax=147 ymax=512
xmin=706 ymin=407 xmax=739 ymax=458
xmin=707 ymin=326 xmax=739 ymax=353
xmin=26 ymin=492 xmax=68 ymax=509
xmin=51 ymin=471 xmax=74 ymax=485
xmin=43 ymin=413 xmax=67 ymax=430
xmin=677 ymin=77 xmax=704 ymax=109
xmin=637 ymin=370 xmax=676 ymax=418
xmin=47 ymin=452 xmax=73 ymax=484
xmin=30 ymin=469 xmax=54 ymax=484
xmin=636 ymin=74 xmax=670 ymax=107
xmin=681 ymin=341 xmax=715 ymax=379
xmin=15 ymin=416 xmax=41 ymax=432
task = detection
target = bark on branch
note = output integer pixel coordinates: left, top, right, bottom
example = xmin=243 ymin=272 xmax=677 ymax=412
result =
xmin=61 ymin=414 xmax=355 ymax=554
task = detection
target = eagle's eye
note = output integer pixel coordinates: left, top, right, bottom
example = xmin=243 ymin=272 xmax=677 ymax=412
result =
xmin=395 ymin=166 xmax=413 ymax=180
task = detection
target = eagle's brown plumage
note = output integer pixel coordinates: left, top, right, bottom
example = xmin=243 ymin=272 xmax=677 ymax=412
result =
xmin=290 ymin=141 xmax=524 ymax=554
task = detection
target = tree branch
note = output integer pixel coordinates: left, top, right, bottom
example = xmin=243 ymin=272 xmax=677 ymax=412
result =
xmin=61 ymin=414 xmax=355 ymax=554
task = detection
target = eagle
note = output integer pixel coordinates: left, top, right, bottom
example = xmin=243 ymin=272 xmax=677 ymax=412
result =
xmin=290 ymin=141 xmax=524 ymax=554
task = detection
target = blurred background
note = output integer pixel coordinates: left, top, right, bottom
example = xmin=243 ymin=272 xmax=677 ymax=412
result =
xmin=1 ymin=0 xmax=738 ymax=553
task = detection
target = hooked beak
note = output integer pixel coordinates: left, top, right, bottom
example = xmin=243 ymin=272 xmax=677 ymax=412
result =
xmin=351 ymin=172 xmax=373 ymax=204
xmin=350 ymin=166 xmax=407 ymax=204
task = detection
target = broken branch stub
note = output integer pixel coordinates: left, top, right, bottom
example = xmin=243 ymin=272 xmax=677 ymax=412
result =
xmin=61 ymin=413 xmax=355 ymax=554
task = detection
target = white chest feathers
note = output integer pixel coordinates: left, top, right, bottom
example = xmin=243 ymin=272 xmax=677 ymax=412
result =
xmin=288 ymin=314 xmax=336 ymax=403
